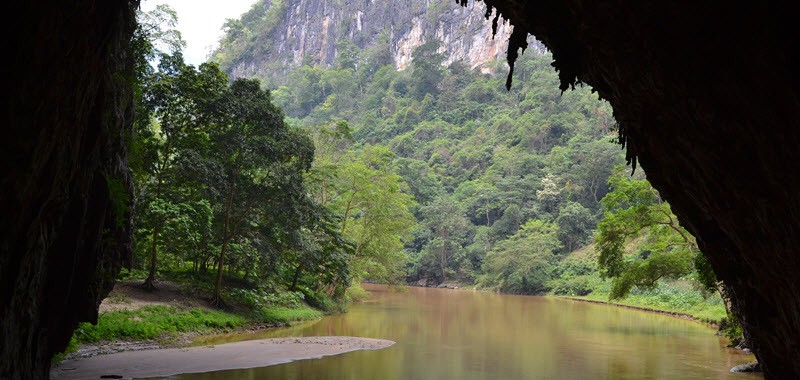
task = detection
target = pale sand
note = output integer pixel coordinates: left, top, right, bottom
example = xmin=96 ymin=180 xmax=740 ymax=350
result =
xmin=51 ymin=336 xmax=395 ymax=379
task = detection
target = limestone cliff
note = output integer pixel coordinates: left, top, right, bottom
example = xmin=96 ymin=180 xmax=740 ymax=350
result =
xmin=216 ymin=0 xmax=542 ymax=80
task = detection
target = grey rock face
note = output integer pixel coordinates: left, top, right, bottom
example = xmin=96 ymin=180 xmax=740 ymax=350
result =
xmin=222 ymin=0 xmax=542 ymax=80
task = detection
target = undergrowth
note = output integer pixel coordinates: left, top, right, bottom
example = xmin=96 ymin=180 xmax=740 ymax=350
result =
xmin=73 ymin=305 xmax=246 ymax=343
xmin=566 ymin=279 xmax=727 ymax=324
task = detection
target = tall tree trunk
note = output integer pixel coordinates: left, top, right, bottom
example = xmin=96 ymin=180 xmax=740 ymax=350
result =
xmin=212 ymin=175 xmax=236 ymax=306
xmin=213 ymin=236 xmax=229 ymax=305
xmin=290 ymin=263 xmax=304 ymax=291
xmin=142 ymin=143 xmax=170 ymax=291
xmin=340 ymin=196 xmax=354 ymax=235
xmin=142 ymin=223 xmax=160 ymax=291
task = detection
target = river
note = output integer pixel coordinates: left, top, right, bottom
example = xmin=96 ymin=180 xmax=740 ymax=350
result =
xmin=172 ymin=284 xmax=756 ymax=379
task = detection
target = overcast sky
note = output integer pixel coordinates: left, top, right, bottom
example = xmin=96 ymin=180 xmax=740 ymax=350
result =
xmin=140 ymin=0 xmax=258 ymax=66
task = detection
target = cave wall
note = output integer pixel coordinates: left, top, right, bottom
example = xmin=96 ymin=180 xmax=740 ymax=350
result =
xmin=0 ymin=1 xmax=135 ymax=378
xmin=472 ymin=1 xmax=800 ymax=378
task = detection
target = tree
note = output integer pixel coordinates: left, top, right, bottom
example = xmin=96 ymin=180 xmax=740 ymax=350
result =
xmin=480 ymin=219 xmax=561 ymax=294
xmin=203 ymin=78 xmax=315 ymax=305
xmin=136 ymin=52 xmax=229 ymax=290
xmin=452 ymin=180 xmax=501 ymax=226
xmin=555 ymin=201 xmax=595 ymax=252
xmin=320 ymin=146 xmax=416 ymax=283
xmin=410 ymin=39 xmax=445 ymax=99
xmin=547 ymin=135 xmax=622 ymax=208
xmin=595 ymin=168 xmax=701 ymax=299
xmin=420 ymin=196 xmax=471 ymax=283
xmin=536 ymin=173 xmax=564 ymax=216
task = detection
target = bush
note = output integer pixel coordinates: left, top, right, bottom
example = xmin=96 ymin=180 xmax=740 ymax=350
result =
xmin=550 ymin=275 xmax=593 ymax=296
xmin=258 ymin=307 xmax=322 ymax=325
xmin=298 ymin=286 xmax=343 ymax=313
xmin=719 ymin=315 xmax=745 ymax=347
xmin=345 ymin=284 xmax=370 ymax=302
xmin=228 ymin=288 xmax=305 ymax=310
xmin=73 ymin=306 xmax=245 ymax=343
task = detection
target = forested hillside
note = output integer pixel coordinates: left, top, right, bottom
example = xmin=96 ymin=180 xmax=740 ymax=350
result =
xmin=212 ymin=1 xmax=731 ymax=327
xmin=267 ymin=44 xmax=620 ymax=289
xmin=118 ymin=1 xmax=731 ymax=336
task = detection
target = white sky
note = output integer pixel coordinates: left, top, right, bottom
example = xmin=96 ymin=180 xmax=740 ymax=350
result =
xmin=140 ymin=0 xmax=259 ymax=66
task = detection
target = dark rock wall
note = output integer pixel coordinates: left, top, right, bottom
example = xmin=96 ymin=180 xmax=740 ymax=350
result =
xmin=474 ymin=1 xmax=800 ymax=378
xmin=0 ymin=1 xmax=135 ymax=378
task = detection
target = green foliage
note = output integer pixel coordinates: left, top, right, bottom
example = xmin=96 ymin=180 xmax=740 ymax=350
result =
xmin=410 ymin=40 xmax=445 ymax=99
xmin=479 ymin=220 xmax=561 ymax=294
xmin=296 ymin=286 xmax=343 ymax=313
xmin=555 ymin=201 xmax=595 ymax=252
xmin=306 ymin=127 xmax=416 ymax=285
xmin=258 ymin=306 xmax=323 ymax=325
xmin=608 ymin=251 xmax=693 ymax=299
xmin=229 ymin=44 xmax=630 ymax=293
xmin=549 ymin=275 xmax=594 ymax=296
xmin=345 ymin=283 xmax=371 ymax=303
xmin=74 ymin=306 xmax=245 ymax=343
xmin=719 ymin=314 xmax=745 ymax=346
xmin=417 ymin=196 xmax=472 ymax=282
xmin=128 ymin=8 xmax=360 ymax=311
xmin=576 ymin=280 xmax=728 ymax=324
xmin=214 ymin=0 xmax=290 ymax=74
xmin=228 ymin=288 xmax=305 ymax=309
xmin=595 ymin=168 xmax=709 ymax=301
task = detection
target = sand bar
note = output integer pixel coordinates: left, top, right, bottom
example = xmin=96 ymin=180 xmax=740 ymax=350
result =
xmin=51 ymin=336 xmax=395 ymax=379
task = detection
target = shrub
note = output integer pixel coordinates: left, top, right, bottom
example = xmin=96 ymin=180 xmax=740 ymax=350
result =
xmin=550 ymin=276 xmax=593 ymax=296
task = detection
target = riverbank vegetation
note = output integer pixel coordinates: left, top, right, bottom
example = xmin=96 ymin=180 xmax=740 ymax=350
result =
xmin=61 ymin=5 xmax=739 ymax=359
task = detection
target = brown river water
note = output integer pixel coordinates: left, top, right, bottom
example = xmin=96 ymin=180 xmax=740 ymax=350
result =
xmin=162 ymin=284 xmax=756 ymax=379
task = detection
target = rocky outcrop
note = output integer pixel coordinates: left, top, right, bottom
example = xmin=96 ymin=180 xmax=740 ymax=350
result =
xmin=220 ymin=0 xmax=542 ymax=80
xmin=0 ymin=0 xmax=135 ymax=378
xmin=472 ymin=1 xmax=800 ymax=378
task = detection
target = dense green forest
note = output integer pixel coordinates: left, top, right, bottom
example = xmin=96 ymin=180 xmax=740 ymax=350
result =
xmin=233 ymin=34 xmax=724 ymax=310
xmin=121 ymin=5 xmax=731 ymax=328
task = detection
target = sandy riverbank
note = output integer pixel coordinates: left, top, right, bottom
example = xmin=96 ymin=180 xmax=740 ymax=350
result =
xmin=51 ymin=336 xmax=394 ymax=379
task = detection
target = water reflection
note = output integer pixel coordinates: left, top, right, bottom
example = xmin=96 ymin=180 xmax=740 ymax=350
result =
xmin=167 ymin=285 xmax=757 ymax=379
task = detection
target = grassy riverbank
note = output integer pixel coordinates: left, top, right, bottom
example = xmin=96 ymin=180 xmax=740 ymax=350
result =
xmin=55 ymin=271 xmax=334 ymax=362
xmin=560 ymin=283 xmax=727 ymax=325
xmin=543 ymin=244 xmax=728 ymax=326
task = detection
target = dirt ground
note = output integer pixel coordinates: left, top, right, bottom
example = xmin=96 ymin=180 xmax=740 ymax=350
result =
xmin=99 ymin=280 xmax=212 ymax=313
xmin=66 ymin=280 xmax=214 ymax=360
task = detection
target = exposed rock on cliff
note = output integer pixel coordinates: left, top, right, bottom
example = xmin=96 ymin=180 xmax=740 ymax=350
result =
xmin=216 ymin=0 xmax=542 ymax=81
xmin=471 ymin=1 xmax=800 ymax=378
xmin=0 ymin=1 xmax=135 ymax=378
